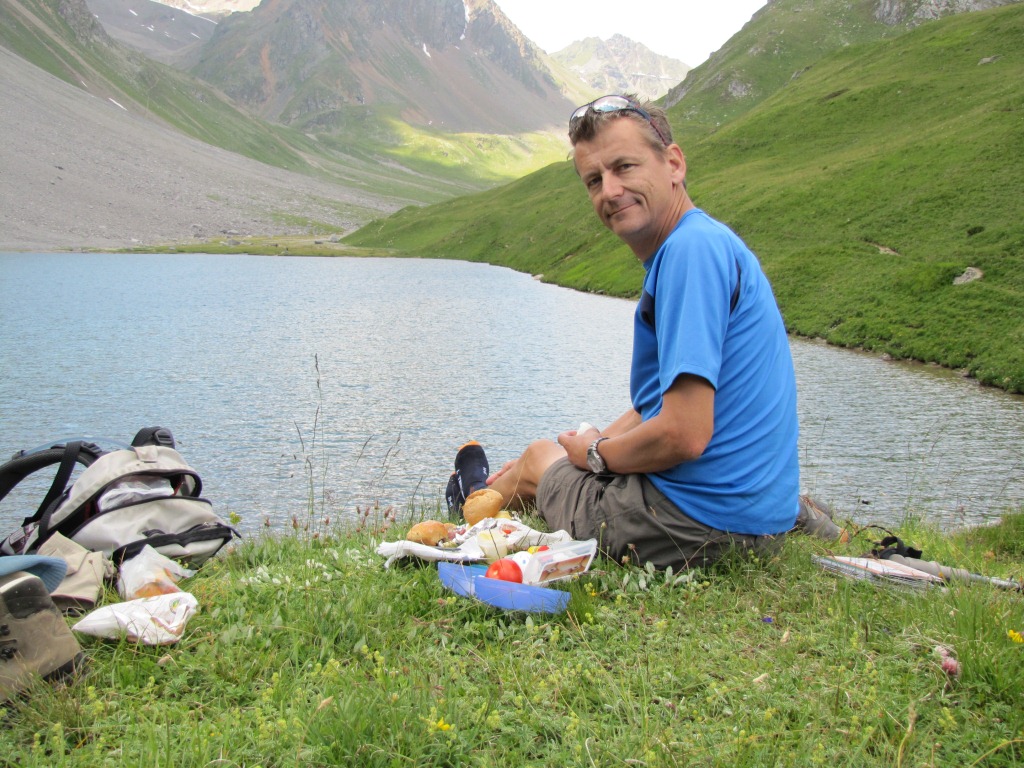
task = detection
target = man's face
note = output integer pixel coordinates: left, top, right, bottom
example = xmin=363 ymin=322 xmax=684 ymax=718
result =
xmin=573 ymin=118 xmax=687 ymax=260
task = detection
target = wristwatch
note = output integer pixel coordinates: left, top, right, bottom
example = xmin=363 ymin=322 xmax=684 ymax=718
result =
xmin=587 ymin=437 xmax=610 ymax=474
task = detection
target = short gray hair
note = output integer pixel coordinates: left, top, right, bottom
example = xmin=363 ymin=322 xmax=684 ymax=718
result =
xmin=568 ymin=94 xmax=673 ymax=152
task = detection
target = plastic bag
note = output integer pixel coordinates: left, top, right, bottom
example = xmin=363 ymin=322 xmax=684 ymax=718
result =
xmin=117 ymin=545 xmax=195 ymax=600
xmin=72 ymin=592 xmax=199 ymax=645
xmin=97 ymin=475 xmax=175 ymax=512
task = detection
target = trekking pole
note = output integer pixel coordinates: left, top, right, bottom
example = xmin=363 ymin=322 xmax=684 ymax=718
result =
xmin=884 ymin=554 xmax=1022 ymax=591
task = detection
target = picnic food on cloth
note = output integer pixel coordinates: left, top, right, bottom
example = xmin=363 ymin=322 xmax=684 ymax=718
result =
xmin=379 ymin=517 xmax=572 ymax=568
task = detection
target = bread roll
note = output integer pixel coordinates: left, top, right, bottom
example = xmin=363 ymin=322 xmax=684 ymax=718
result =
xmin=406 ymin=520 xmax=450 ymax=546
xmin=462 ymin=488 xmax=504 ymax=527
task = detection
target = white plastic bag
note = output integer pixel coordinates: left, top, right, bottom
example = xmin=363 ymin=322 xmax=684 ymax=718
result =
xmin=72 ymin=592 xmax=199 ymax=645
xmin=97 ymin=475 xmax=174 ymax=512
xmin=117 ymin=544 xmax=195 ymax=600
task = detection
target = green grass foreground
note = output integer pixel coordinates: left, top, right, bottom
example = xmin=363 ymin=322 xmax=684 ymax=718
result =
xmin=2 ymin=510 xmax=1022 ymax=767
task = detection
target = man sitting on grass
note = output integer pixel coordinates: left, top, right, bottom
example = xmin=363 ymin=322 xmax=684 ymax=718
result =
xmin=448 ymin=95 xmax=803 ymax=571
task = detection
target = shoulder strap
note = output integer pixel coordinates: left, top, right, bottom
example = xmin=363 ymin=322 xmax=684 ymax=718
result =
xmin=37 ymin=441 xmax=86 ymax=521
xmin=0 ymin=441 xmax=104 ymax=526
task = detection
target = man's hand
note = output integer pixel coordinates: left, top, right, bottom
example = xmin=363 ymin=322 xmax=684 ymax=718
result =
xmin=557 ymin=426 xmax=601 ymax=470
xmin=486 ymin=459 xmax=517 ymax=486
xmin=559 ymin=376 xmax=714 ymax=476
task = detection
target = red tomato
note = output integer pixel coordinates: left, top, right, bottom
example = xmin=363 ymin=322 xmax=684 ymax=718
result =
xmin=485 ymin=559 xmax=523 ymax=583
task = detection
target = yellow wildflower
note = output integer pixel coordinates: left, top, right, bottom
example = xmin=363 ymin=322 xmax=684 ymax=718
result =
xmin=1008 ymin=629 xmax=1023 ymax=644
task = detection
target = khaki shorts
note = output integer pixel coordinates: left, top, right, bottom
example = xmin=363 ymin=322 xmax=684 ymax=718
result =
xmin=536 ymin=458 xmax=783 ymax=571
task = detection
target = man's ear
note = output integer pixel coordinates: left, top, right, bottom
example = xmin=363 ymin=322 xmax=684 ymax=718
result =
xmin=666 ymin=144 xmax=687 ymax=185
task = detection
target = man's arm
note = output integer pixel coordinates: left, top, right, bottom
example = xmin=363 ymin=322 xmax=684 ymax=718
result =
xmin=601 ymin=408 xmax=642 ymax=438
xmin=561 ymin=374 xmax=714 ymax=474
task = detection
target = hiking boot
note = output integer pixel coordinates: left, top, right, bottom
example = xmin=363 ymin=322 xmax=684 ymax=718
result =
xmin=795 ymin=495 xmax=850 ymax=543
xmin=1 ymin=571 xmax=84 ymax=702
xmin=445 ymin=441 xmax=489 ymax=519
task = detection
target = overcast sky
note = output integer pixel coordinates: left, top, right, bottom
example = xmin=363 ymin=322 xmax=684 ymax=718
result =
xmin=492 ymin=0 xmax=768 ymax=66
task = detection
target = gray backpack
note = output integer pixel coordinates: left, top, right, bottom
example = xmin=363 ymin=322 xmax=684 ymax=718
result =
xmin=0 ymin=428 xmax=237 ymax=566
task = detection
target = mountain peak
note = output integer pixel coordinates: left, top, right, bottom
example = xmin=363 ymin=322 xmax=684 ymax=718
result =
xmin=184 ymin=0 xmax=576 ymax=132
xmin=551 ymin=34 xmax=689 ymax=101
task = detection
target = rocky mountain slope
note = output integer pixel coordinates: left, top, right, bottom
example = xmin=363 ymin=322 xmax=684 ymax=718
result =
xmin=552 ymin=34 xmax=690 ymax=101
xmin=0 ymin=0 xmax=559 ymax=252
xmin=82 ymin=0 xmax=220 ymax=65
xmin=186 ymin=0 xmax=582 ymax=134
xmin=0 ymin=46 xmax=398 ymax=252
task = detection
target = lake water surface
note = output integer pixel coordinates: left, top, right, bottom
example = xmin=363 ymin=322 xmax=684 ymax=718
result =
xmin=1 ymin=252 xmax=1021 ymax=537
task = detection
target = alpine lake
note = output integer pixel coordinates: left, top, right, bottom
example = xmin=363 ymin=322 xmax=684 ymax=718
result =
xmin=1 ymin=252 xmax=1021 ymax=538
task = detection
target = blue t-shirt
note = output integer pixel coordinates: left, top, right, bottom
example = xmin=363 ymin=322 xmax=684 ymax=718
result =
xmin=630 ymin=209 xmax=799 ymax=535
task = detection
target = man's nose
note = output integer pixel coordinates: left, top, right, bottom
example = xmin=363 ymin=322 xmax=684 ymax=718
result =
xmin=601 ymin=173 xmax=625 ymax=198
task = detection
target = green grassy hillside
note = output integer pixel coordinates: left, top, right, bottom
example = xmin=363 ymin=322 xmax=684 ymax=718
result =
xmin=668 ymin=0 xmax=919 ymax=137
xmin=345 ymin=4 xmax=1024 ymax=392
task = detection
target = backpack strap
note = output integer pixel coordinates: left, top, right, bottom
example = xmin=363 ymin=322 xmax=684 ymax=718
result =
xmin=0 ymin=441 xmax=104 ymax=526
xmin=37 ymin=441 xmax=86 ymax=522
xmin=111 ymin=523 xmax=240 ymax=566
xmin=730 ymin=259 xmax=742 ymax=314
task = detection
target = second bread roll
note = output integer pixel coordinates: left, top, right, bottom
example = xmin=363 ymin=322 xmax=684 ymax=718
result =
xmin=462 ymin=488 xmax=504 ymax=526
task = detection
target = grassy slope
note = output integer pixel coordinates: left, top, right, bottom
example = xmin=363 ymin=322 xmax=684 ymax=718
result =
xmin=668 ymin=0 xmax=918 ymax=137
xmin=684 ymin=4 xmax=1024 ymax=391
xmin=345 ymin=5 xmax=1024 ymax=392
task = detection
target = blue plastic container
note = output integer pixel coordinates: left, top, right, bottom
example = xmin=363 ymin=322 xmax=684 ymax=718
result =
xmin=437 ymin=562 xmax=570 ymax=614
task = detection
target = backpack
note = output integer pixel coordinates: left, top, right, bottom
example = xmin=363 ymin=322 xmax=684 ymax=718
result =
xmin=0 ymin=428 xmax=238 ymax=566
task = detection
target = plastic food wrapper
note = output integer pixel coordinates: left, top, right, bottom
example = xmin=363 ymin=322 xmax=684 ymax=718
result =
xmin=376 ymin=517 xmax=572 ymax=568
xmin=72 ymin=592 xmax=199 ymax=645
xmin=118 ymin=545 xmax=195 ymax=600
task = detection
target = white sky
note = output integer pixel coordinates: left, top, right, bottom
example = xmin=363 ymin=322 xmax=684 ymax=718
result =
xmin=492 ymin=0 xmax=769 ymax=66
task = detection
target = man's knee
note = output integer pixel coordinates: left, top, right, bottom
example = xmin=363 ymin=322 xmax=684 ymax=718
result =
xmin=522 ymin=439 xmax=566 ymax=477
xmin=499 ymin=440 xmax=565 ymax=502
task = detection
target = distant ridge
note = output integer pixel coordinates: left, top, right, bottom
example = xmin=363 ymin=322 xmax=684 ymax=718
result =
xmin=552 ymin=34 xmax=690 ymax=101
xmin=665 ymin=0 xmax=1020 ymax=135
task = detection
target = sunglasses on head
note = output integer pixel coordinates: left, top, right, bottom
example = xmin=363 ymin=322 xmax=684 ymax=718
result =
xmin=569 ymin=95 xmax=669 ymax=146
